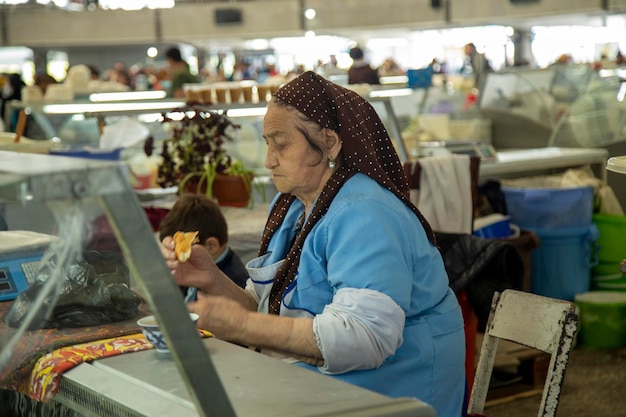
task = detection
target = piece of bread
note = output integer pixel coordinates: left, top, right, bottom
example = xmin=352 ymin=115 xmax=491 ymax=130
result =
xmin=173 ymin=231 xmax=199 ymax=262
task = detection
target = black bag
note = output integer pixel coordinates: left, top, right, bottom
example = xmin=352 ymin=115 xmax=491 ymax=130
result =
xmin=4 ymin=251 xmax=142 ymax=330
xmin=435 ymin=231 xmax=524 ymax=329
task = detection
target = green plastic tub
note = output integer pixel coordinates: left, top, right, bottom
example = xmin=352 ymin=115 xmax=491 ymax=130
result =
xmin=593 ymin=214 xmax=626 ymax=263
xmin=575 ymin=291 xmax=626 ymax=348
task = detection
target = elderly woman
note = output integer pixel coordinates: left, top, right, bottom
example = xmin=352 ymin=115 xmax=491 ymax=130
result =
xmin=161 ymin=71 xmax=466 ymax=417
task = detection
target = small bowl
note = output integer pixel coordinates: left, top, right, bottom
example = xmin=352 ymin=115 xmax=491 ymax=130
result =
xmin=137 ymin=313 xmax=199 ymax=353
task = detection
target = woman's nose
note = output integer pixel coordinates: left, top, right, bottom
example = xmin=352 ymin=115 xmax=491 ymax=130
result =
xmin=264 ymin=148 xmax=276 ymax=170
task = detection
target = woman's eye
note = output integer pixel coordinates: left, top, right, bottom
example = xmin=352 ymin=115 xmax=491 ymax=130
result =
xmin=273 ymin=142 xmax=288 ymax=152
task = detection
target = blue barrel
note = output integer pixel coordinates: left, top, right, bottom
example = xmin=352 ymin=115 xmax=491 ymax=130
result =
xmin=530 ymin=224 xmax=599 ymax=301
xmin=502 ymin=185 xmax=594 ymax=229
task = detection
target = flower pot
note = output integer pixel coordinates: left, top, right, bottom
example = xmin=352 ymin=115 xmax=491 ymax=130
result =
xmin=212 ymin=173 xmax=252 ymax=207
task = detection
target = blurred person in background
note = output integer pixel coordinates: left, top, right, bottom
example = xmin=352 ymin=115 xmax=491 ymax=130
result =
xmin=348 ymin=46 xmax=380 ymax=85
xmin=321 ymin=54 xmax=347 ymax=77
xmin=34 ymin=72 xmax=58 ymax=95
xmin=378 ymin=57 xmax=404 ymax=77
xmin=463 ymin=42 xmax=492 ymax=90
xmin=165 ymin=46 xmax=199 ymax=98
xmin=87 ymin=64 xmax=101 ymax=80
xmin=1 ymin=73 xmax=25 ymax=131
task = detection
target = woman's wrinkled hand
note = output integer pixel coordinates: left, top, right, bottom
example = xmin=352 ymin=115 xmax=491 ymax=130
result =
xmin=160 ymin=235 xmax=219 ymax=292
xmin=188 ymin=295 xmax=248 ymax=342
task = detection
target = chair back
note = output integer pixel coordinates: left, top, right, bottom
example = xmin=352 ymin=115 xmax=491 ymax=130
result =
xmin=468 ymin=290 xmax=578 ymax=417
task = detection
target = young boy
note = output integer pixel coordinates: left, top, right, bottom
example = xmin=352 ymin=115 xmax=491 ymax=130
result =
xmin=158 ymin=194 xmax=248 ymax=301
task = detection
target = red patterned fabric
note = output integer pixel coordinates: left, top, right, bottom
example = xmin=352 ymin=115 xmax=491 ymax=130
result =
xmin=28 ymin=329 xmax=212 ymax=401
xmin=1 ymin=301 xmax=212 ymax=402
xmin=0 ymin=301 xmax=144 ymax=396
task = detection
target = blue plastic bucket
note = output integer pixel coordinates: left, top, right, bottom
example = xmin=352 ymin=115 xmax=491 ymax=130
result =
xmin=502 ymin=185 xmax=594 ymax=229
xmin=530 ymin=224 xmax=599 ymax=301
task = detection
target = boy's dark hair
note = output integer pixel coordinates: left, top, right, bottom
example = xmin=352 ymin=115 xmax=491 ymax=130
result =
xmin=165 ymin=47 xmax=183 ymax=63
xmin=159 ymin=194 xmax=228 ymax=245
xmin=349 ymin=47 xmax=364 ymax=60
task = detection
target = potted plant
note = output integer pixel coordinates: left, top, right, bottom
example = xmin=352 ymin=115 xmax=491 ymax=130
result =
xmin=144 ymin=104 xmax=257 ymax=207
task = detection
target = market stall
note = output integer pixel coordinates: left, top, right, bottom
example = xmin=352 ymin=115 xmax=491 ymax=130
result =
xmin=0 ymin=151 xmax=436 ymax=417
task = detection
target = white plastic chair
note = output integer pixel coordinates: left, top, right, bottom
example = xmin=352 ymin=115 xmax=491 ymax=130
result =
xmin=467 ymin=289 xmax=578 ymax=417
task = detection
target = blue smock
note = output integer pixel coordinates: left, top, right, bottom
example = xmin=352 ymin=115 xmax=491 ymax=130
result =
xmin=246 ymin=174 xmax=466 ymax=417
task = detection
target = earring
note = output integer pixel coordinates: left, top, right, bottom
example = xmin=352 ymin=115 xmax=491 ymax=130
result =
xmin=328 ymin=157 xmax=336 ymax=169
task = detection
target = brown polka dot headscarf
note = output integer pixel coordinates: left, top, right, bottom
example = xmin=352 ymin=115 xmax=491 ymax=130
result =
xmin=260 ymin=71 xmax=435 ymax=314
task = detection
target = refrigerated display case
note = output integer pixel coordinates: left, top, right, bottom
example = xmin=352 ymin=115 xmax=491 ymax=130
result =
xmin=478 ymin=64 xmax=615 ymax=149
xmin=477 ymin=66 xmax=626 ymax=207
xmin=3 ymin=97 xmax=186 ymax=146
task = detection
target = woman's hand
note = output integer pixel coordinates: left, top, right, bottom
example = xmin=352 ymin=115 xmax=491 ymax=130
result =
xmin=161 ymin=235 xmax=220 ymax=292
xmin=189 ymin=295 xmax=248 ymax=342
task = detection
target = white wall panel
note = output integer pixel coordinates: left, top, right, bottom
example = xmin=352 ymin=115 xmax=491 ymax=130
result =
xmin=6 ymin=8 xmax=157 ymax=47
xmin=305 ymin=0 xmax=446 ymax=32
xmin=159 ymin=1 xmax=302 ymax=41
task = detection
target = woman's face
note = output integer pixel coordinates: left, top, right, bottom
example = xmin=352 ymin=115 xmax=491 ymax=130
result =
xmin=263 ymin=103 xmax=334 ymax=204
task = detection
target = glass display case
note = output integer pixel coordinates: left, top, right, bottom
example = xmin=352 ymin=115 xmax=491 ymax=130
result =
xmin=0 ymin=151 xmax=233 ymax=416
xmin=4 ymin=97 xmax=186 ymax=146
xmin=0 ymin=151 xmax=436 ymax=417
xmin=478 ymin=64 xmax=617 ymax=149
xmin=548 ymin=76 xmax=626 ymax=148
xmin=2 ymin=92 xmax=410 ymax=223
xmin=4 ymin=93 xmax=409 ymax=167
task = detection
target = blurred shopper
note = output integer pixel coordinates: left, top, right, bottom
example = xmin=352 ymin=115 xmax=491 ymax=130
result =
xmin=1 ymin=73 xmax=25 ymax=131
xmin=87 ymin=64 xmax=101 ymax=80
xmin=378 ymin=58 xmax=404 ymax=77
xmin=165 ymin=46 xmax=199 ymax=98
xmin=322 ymin=54 xmax=346 ymax=77
xmin=33 ymin=72 xmax=58 ymax=95
xmin=463 ymin=43 xmax=492 ymax=89
xmin=348 ymin=47 xmax=380 ymax=85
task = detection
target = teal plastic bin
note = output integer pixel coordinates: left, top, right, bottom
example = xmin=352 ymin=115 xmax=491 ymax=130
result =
xmin=530 ymin=224 xmax=599 ymax=301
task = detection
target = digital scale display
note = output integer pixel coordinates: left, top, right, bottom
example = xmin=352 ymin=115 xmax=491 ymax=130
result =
xmin=0 ymin=231 xmax=56 ymax=302
xmin=0 ymin=253 xmax=43 ymax=301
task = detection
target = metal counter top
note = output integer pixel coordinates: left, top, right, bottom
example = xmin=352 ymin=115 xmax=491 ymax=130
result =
xmin=479 ymin=147 xmax=609 ymax=181
xmin=56 ymin=337 xmax=436 ymax=417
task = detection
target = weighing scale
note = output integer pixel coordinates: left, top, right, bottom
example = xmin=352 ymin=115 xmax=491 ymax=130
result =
xmin=0 ymin=230 xmax=56 ymax=301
